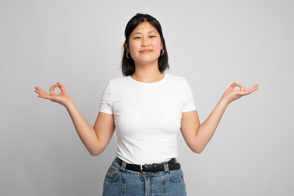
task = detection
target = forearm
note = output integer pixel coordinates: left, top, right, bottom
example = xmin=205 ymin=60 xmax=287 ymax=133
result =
xmin=195 ymin=98 xmax=229 ymax=153
xmin=65 ymin=101 xmax=99 ymax=156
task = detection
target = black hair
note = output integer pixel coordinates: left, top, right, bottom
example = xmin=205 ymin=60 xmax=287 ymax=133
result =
xmin=121 ymin=13 xmax=169 ymax=76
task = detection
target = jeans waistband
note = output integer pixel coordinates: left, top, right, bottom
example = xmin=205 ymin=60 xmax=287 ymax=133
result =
xmin=115 ymin=156 xmax=180 ymax=173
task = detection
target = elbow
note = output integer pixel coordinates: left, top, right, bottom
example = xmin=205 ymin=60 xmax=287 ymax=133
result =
xmin=90 ymin=151 xmax=102 ymax=157
xmin=90 ymin=152 xmax=97 ymax=157
xmin=192 ymin=147 xmax=203 ymax=154
xmin=90 ymin=142 xmax=104 ymax=156
xmin=90 ymin=149 xmax=101 ymax=157
xmin=193 ymin=150 xmax=202 ymax=154
xmin=90 ymin=151 xmax=97 ymax=156
xmin=189 ymin=144 xmax=203 ymax=154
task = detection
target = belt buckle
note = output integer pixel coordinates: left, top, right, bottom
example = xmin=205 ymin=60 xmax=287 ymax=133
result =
xmin=140 ymin=163 xmax=157 ymax=173
xmin=140 ymin=164 xmax=148 ymax=174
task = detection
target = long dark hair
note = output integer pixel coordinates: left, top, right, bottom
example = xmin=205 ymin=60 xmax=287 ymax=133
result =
xmin=121 ymin=13 xmax=169 ymax=76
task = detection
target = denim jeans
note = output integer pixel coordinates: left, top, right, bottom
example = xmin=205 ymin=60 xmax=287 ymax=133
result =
xmin=102 ymin=156 xmax=187 ymax=196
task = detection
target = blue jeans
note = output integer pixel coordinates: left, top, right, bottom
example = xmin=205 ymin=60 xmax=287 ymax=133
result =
xmin=102 ymin=156 xmax=187 ymax=196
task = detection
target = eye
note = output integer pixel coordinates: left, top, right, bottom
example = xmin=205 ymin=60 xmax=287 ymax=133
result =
xmin=150 ymin=36 xmax=155 ymax=38
xmin=134 ymin=37 xmax=140 ymax=39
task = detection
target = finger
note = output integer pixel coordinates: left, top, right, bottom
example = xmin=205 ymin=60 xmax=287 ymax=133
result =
xmin=35 ymin=88 xmax=49 ymax=96
xmin=35 ymin=86 xmax=46 ymax=93
xmin=228 ymin=82 xmax=237 ymax=90
xmin=57 ymin=82 xmax=66 ymax=92
xmin=250 ymin=84 xmax=259 ymax=88
xmin=49 ymin=84 xmax=58 ymax=95
xmin=246 ymin=83 xmax=259 ymax=91
xmin=240 ymin=90 xmax=254 ymax=96
xmin=35 ymin=89 xmax=50 ymax=98
xmin=245 ymin=86 xmax=256 ymax=92
xmin=37 ymin=94 xmax=51 ymax=100
xmin=35 ymin=89 xmax=41 ymax=94
xmin=245 ymin=84 xmax=259 ymax=91
xmin=242 ymin=91 xmax=251 ymax=95
xmin=245 ymin=87 xmax=259 ymax=94
xmin=35 ymin=88 xmax=50 ymax=99
xmin=235 ymin=83 xmax=246 ymax=91
xmin=250 ymin=87 xmax=259 ymax=92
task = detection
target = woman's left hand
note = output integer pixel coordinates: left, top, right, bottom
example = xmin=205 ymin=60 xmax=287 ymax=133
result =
xmin=221 ymin=82 xmax=259 ymax=104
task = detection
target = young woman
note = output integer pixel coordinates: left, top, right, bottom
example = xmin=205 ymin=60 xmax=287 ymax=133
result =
xmin=35 ymin=13 xmax=259 ymax=196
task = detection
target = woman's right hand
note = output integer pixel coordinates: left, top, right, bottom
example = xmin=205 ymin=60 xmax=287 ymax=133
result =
xmin=35 ymin=82 xmax=73 ymax=107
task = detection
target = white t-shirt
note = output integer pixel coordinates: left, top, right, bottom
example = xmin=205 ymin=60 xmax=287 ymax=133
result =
xmin=99 ymin=73 xmax=197 ymax=164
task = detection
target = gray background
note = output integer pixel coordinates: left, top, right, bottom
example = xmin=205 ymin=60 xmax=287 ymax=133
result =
xmin=1 ymin=0 xmax=293 ymax=195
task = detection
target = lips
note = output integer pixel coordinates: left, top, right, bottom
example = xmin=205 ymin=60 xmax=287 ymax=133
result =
xmin=140 ymin=50 xmax=152 ymax=53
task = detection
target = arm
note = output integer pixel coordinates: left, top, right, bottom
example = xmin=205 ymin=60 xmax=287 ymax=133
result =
xmin=194 ymin=98 xmax=229 ymax=153
xmin=35 ymin=82 xmax=114 ymax=156
xmin=65 ymin=100 xmax=115 ymax=156
xmin=65 ymin=101 xmax=100 ymax=156
xmin=181 ymin=82 xmax=259 ymax=153
xmin=180 ymin=98 xmax=228 ymax=154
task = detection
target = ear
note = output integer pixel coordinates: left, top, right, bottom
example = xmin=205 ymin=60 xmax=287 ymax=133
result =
xmin=124 ymin=42 xmax=129 ymax=52
xmin=161 ymin=38 xmax=164 ymax=50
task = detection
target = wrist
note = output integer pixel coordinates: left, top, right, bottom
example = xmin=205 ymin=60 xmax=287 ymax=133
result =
xmin=64 ymin=99 xmax=75 ymax=109
xmin=219 ymin=97 xmax=230 ymax=107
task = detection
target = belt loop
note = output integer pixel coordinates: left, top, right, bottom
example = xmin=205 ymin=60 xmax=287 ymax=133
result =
xmin=120 ymin=160 xmax=127 ymax=172
xmin=163 ymin=161 xmax=169 ymax=172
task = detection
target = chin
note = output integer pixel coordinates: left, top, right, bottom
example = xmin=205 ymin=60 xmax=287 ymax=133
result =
xmin=135 ymin=59 xmax=157 ymax=64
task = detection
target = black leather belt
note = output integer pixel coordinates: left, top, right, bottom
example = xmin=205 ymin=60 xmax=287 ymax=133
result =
xmin=115 ymin=157 xmax=180 ymax=173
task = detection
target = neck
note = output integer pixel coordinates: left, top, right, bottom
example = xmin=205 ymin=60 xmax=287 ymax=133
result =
xmin=131 ymin=60 xmax=164 ymax=83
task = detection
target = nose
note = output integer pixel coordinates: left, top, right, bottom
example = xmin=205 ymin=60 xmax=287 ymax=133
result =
xmin=141 ymin=37 xmax=149 ymax=47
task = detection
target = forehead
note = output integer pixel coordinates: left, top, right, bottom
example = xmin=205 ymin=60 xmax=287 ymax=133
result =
xmin=130 ymin=21 xmax=159 ymax=36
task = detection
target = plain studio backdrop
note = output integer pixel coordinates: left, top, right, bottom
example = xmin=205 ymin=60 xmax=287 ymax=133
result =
xmin=1 ymin=0 xmax=293 ymax=195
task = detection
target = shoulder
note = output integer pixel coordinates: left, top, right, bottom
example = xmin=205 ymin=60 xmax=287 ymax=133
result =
xmin=167 ymin=73 xmax=186 ymax=80
xmin=106 ymin=76 xmax=127 ymax=86
xmin=105 ymin=76 xmax=131 ymax=92
xmin=165 ymin=73 xmax=188 ymax=86
xmin=109 ymin=76 xmax=125 ymax=83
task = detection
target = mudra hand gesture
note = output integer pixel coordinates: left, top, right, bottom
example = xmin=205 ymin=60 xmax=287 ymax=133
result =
xmin=221 ymin=82 xmax=259 ymax=104
xmin=34 ymin=82 xmax=72 ymax=107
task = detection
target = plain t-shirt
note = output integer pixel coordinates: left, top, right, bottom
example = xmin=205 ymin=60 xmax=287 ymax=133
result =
xmin=99 ymin=73 xmax=197 ymax=164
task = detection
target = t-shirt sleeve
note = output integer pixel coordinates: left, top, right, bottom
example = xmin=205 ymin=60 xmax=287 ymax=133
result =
xmin=99 ymin=81 xmax=113 ymax=114
xmin=182 ymin=78 xmax=197 ymax=112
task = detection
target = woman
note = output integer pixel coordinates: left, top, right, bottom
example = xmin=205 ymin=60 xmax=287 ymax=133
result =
xmin=35 ymin=13 xmax=259 ymax=196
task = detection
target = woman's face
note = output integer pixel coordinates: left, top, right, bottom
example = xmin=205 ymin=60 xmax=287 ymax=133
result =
xmin=125 ymin=21 xmax=163 ymax=65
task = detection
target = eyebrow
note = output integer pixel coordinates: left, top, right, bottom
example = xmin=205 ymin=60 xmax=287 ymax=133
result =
xmin=131 ymin=31 xmax=157 ymax=35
